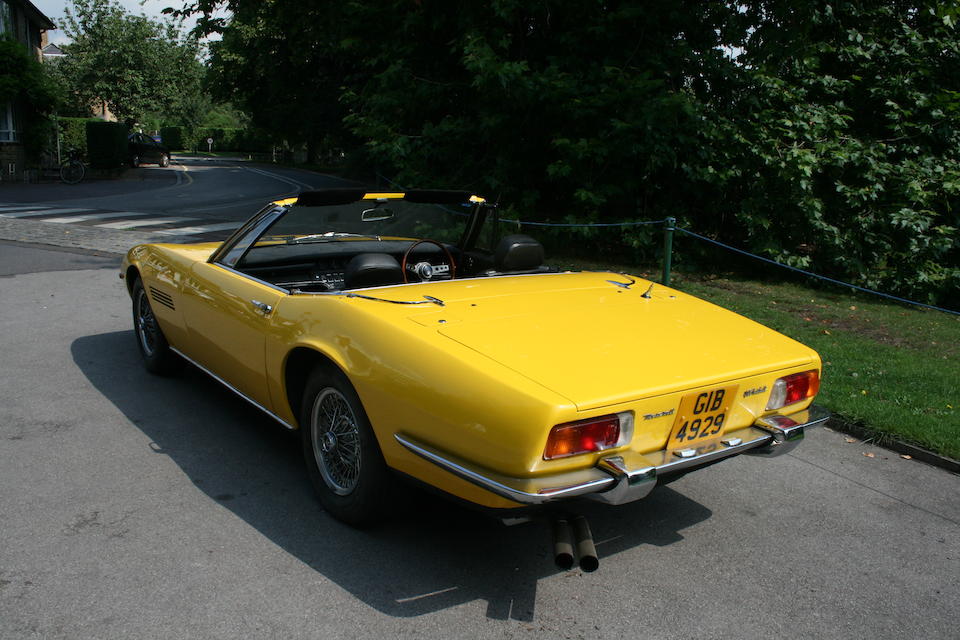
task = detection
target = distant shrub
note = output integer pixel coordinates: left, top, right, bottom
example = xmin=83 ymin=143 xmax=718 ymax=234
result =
xmin=190 ymin=127 xmax=271 ymax=152
xmin=160 ymin=126 xmax=185 ymax=150
xmin=58 ymin=117 xmax=95 ymax=157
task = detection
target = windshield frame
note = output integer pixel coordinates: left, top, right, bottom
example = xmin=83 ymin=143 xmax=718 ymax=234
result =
xmin=208 ymin=191 xmax=490 ymax=269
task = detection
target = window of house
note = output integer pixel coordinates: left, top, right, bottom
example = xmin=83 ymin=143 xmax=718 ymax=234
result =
xmin=0 ymin=103 xmax=17 ymax=142
xmin=0 ymin=2 xmax=12 ymax=35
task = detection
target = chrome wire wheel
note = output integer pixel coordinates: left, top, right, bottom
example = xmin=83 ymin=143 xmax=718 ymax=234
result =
xmin=135 ymin=288 xmax=159 ymax=357
xmin=310 ymin=388 xmax=362 ymax=496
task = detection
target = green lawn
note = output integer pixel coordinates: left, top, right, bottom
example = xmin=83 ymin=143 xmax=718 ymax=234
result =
xmin=558 ymin=259 xmax=960 ymax=460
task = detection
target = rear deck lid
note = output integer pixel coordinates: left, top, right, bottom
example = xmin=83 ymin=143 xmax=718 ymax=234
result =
xmin=430 ymin=277 xmax=816 ymax=411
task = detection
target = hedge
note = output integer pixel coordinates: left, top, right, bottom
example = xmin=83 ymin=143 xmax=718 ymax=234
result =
xmin=85 ymin=121 xmax=127 ymax=169
xmin=57 ymin=117 xmax=97 ymax=158
xmin=159 ymin=126 xmax=185 ymax=150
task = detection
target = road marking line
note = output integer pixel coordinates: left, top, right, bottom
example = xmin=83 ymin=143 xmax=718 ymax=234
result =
xmin=1 ymin=208 xmax=91 ymax=218
xmin=42 ymin=211 xmax=152 ymax=222
xmin=0 ymin=205 xmax=53 ymax=212
xmin=97 ymin=216 xmax=200 ymax=229
xmin=152 ymin=222 xmax=241 ymax=235
xmin=242 ymin=165 xmax=315 ymax=190
xmin=174 ymin=164 xmax=193 ymax=187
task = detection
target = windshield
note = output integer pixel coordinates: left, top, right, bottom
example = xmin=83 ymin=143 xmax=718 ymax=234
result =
xmin=214 ymin=191 xmax=525 ymax=294
xmin=258 ymin=198 xmax=473 ymax=247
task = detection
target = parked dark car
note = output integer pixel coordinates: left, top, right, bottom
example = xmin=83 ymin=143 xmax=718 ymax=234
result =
xmin=128 ymin=133 xmax=170 ymax=168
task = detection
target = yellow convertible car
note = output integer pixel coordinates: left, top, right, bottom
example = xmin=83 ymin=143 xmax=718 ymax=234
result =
xmin=121 ymin=189 xmax=827 ymax=563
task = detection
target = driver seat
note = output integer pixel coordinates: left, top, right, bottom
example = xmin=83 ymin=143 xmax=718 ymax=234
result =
xmin=344 ymin=253 xmax=404 ymax=289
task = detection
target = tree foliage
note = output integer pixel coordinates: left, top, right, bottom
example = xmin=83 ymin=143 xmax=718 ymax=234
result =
xmin=0 ymin=39 xmax=59 ymax=160
xmin=178 ymin=0 xmax=960 ymax=304
xmin=55 ymin=0 xmax=204 ymax=126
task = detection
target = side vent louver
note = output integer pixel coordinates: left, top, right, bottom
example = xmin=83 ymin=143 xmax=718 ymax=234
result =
xmin=149 ymin=286 xmax=176 ymax=311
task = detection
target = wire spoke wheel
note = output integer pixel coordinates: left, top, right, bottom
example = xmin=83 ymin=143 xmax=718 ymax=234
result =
xmin=135 ymin=287 xmax=159 ymax=357
xmin=310 ymin=388 xmax=362 ymax=496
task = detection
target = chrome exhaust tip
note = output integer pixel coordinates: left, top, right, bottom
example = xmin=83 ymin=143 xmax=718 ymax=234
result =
xmin=550 ymin=515 xmax=599 ymax=572
xmin=571 ymin=515 xmax=599 ymax=572
xmin=551 ymin=518 xmax=575 ymax=570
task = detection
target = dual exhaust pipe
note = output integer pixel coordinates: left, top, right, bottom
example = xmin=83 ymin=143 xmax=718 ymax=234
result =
xmin=550 ymin=515 xmax=599 ymax=572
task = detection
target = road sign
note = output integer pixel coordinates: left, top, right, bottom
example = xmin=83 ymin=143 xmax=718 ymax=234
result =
xmin=206 ymin=137 xmax=213 ymax=152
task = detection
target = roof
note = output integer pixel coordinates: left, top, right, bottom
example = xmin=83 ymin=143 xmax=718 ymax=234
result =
xmin=42 ymin=43 xmax=65 ymax=56
xmin=15 ymin=0 xmax=57 ymax=31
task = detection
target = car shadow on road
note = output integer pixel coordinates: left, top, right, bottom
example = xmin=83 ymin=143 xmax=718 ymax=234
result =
xmin=72 ymin=330 xmax=713 ymax=621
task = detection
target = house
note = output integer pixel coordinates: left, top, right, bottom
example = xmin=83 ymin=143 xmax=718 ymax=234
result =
xmin=41 ymin=42 xmax=65 ymax=61
xmin=0 ymin=0 xmax=56 ymax=182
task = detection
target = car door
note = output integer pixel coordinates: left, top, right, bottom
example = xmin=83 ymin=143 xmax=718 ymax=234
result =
xmin=179 ymin=261 xmax=285 ymax=411
xmin=142 ymin=134 xmax=160 ymax=163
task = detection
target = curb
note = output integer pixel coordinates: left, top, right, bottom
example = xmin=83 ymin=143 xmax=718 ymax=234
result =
xmin=826 ymin=415 xmax=960 ymax=475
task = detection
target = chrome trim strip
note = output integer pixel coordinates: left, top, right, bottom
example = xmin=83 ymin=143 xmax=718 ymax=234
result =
xmin=170 ymin=347 xmax=295 ymax=430
xmin=747 ymin=404 xmax=830 ymax=457
xmin=345 ymin=293 xmax=445 ymax=306
xmin=644 ymin=427 xmax=774 ymax=473
xmin=394 ymin=433 xmax=615 ymax=505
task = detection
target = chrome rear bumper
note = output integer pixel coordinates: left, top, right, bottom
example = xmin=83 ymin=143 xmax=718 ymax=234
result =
xmin=395 ymin=405 xmax=830 ymax=506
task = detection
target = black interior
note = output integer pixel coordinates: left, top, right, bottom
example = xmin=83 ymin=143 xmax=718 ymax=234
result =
xmin=235 ymin=234 xmax=553 ymax=292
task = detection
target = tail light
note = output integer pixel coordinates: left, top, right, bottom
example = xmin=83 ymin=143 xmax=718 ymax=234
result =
xmin=765 ymin=370 xmax=820 ymax=411
xmin=544 ymin=412 xmax=633 ymax=460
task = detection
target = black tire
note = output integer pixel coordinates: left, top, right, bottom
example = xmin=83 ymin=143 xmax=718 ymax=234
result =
xmin=131 ymin=278 xmax=181 ymax=375
xmin=300 ymin=365 xmax=391 ymax=526
xmin=59 ymin=160 xmax=84 ymax=185
xmin=159 ymin=153 xmax=170 ymax=168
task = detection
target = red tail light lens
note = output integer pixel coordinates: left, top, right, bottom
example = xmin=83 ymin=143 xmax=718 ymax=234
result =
xmin=766 ymin=370 xmax=820 ymax=410
xmin=544 ymin=413 xmax=631 ymax=460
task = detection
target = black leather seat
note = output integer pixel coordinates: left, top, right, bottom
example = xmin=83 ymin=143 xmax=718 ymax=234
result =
xmin=492 ymin=234 xmax=545 ymax=273
xmin=343 ymin=253 xmax=404 ymax=289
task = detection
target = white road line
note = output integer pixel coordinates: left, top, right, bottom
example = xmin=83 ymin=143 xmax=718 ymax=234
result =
xmin=42 ymin=211 xmax=152 ymax=223
xmin=243 ymin=165 xmax=315 ymax=190
xmin=1 ymin=208 xmax=90 ymax=218
xmin=97 ymin=216 xmax=200 ymax=230
xmin=152 ymin=222 xmax=241 ymax=236
xmin=0 ymin=205 xmax=53 ymax=212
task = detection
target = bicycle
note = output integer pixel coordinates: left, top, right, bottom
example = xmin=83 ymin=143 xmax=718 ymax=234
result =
xmin=59 ymin=148 xmax=85 ymax=184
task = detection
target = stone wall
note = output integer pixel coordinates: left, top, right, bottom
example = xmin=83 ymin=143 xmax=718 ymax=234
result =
xmin=0 ymin=143 xmax=26 ymax=183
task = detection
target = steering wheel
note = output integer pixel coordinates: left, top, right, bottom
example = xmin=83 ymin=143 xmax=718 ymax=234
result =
xmin=401 ymin=239 xmax=457 ymax=283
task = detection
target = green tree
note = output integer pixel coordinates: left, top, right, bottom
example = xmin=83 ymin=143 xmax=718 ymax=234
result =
xmin=0 ymin=40 xmax=59 ymax=160
xmin=56 ymin=0 xmax=204 ymax=126
xmin=692 ymin=2 xmax=960 ymax=303
xmin=177 ymin=1 xmax=960 ymax=304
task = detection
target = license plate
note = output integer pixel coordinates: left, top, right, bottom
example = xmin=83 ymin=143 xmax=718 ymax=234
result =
xmin=667 ymin=385 xmax=738 ymax=449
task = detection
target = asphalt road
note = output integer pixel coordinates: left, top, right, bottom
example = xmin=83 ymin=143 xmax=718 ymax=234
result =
xmin=0 ymin=169 xmax=957 ymax=639
xmin=0 ymin=157 xmax=362 ymax=250
xmin=0 ymin=156 xmax=361 ymax=220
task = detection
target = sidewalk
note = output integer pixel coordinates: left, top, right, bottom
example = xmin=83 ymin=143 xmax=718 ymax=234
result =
xmin=0 ymin=215 xmax=179 ymax=255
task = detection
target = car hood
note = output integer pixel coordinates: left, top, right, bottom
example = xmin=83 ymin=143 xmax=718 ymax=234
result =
xmin=405 ymin=273 xmax=817 ymax=411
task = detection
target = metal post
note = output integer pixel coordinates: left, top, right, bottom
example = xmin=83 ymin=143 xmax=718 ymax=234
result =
xmin=662 ymin=217 xmax=676 ymax=286
xmin=55 ymin=113 xmax=62 ymax=164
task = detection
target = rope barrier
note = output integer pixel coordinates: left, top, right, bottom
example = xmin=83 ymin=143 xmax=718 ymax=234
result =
xmin=508 ymin=218 xmax=667 ymax=228
xmin=373 ymin=173 xmax=957 ymax=316
xmin=675 ymin=227 xmax=960 ymax=317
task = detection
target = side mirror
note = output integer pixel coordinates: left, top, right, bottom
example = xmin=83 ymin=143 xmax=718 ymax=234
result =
xmin=361 ymin=207 xmax=394 ymax=222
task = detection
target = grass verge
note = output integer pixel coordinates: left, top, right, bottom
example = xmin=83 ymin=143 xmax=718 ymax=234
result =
xmin=558 ymin=259 xmax=960 ymax=461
